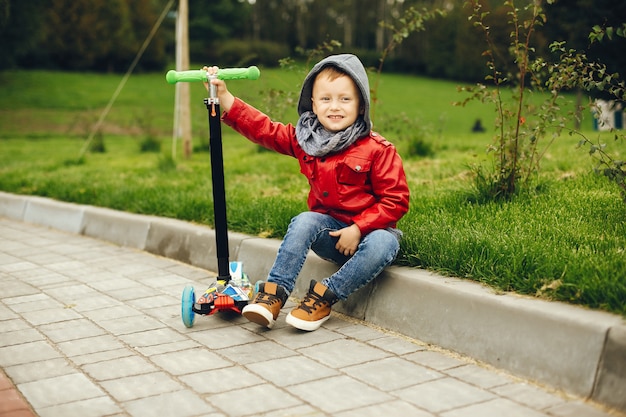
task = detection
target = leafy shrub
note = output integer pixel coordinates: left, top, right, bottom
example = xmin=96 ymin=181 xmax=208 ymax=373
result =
xmin=376 ymin=112 xmax=434 ymax=158
xmin=140 ymin=136 xmax=161 ymax=153
xmin=90 ymin=132 xmax=106 ymax=153
xmin=202 ymin=40 xmax=290 ymax=68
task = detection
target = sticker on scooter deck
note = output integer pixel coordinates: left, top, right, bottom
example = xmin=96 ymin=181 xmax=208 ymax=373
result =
xmin=181 ymin=261 xmax=253 ymax=327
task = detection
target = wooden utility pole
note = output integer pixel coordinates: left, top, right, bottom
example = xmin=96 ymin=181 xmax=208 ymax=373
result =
xmin=174 ymin=0 xmax=192 ymax=159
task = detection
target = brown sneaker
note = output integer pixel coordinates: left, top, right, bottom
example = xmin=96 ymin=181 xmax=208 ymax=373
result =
xmin=242 ymin=282 xmax=288 ymax=329
xmin=286 ymin=280 xmax=338 ymax=331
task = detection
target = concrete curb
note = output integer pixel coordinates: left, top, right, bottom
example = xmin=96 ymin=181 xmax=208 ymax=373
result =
xmin=1 ymin=191 xmax=624 ymax=413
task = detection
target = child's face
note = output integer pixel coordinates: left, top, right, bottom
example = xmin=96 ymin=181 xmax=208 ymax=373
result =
xmin=311 ymin=73 xmax=362 ymax=133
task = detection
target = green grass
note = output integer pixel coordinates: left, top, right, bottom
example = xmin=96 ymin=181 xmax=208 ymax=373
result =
xmin=0 ymin=68 xmax=624 ymax=316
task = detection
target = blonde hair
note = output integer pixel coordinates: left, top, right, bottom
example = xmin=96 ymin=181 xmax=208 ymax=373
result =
xmin=316 ymin=65 xmax=349 ymax=81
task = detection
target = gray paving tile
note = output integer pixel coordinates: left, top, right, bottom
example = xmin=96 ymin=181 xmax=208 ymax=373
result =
xmin=135 ymin=339 xmax=201 ymax=357
xmin=5 ymin=358 xmax=76 ymax=384
xmin=107 ymin=260 xmax=165 ymax=276
xmin=174 ymin=312 xmax=239 ymax=331
xmin=257 ymin=404 xmax=324 ymax=417
xmin=335 ymin=400 xmax=435 ymax=417
xmin=445 ymin=363 xmax=515 ymax=389
xmin=147 ymin=303 xmax=188 ymax=323
xmin=18 ymin=373 xmax=106 ymax=409
xmin=128 ymin=294 xmax=180 ymax=312
xmin=0 ymin=261 xmax=39 ymax=273
xmin=491 ymin=381 xmax=567 ymax=410
xmin=0 ymin=279 xmax=39 ymax=298
xmin=97 ymin=314 xmax=165 ymax=335
xmin=395 ymin=377 xmax=496 ymax=413
xmin=56 ymin=334 xmax=125 ymax=357
xmin=0 ymin=340 xmax=61 ymax=367
xmin=82 ymin=355 xmax=159 ymax=381
xmin=0 ymin=327 xmax=43 ymax=346
xmin=261 ymin=325 xmax=344 ymax=350
xmin=404 ymin=349 xmax=468 ymax=371
xmin=342 ymin=356 xmax=443 ymax=391
xmin=69 ymin=347 xmax=136 ymax=366
xmin=60 ymin=292 xmax=123 ymax=312
xmin=81 ymin=304 xmax=140 ymax=321
xmin=299 ymin=338 xmax=391 ymax=368
xmin=287 ymin=375 xmax=393 ymax=415
xmin=149 ymin=347 xmax=233 ymax=375
xmin=124 ymin=390 xmax=214 ymax=417
xmin=20 ymin=305 xmax=83 ymax=326
xmin=134 ymin=272 xmax=191 ymax=288
xmin=46 ymin=260 xmax=90 ymax=274
xmin=544 ymin=401 xmax=617 ymax=417
xmin=188 ymin=325 xmax=267 ymax=350
xmin=179 ymin=366 xmax=265 ymax=394
xmin=246 ymin=355 xmax=339 ymax=387
xmin=38 ymin=318 xmax=106 ymax=343
xmin=215 ymin=340 xmax=296 ymax=365
xmin=89 ymin=277 xmax=144 ymax=292
xmin=0 ymin=304 xmax=19 ymax=320
xmin=209 ymin=384 xmax=303 ymax=417
xmin=19 ymin=252 xmax=72 ymax=265
xmin=21 ymin=272 xmax=75 ymax=289
xmin=441 ymin=398 xmax=550 ymax=417
xmin=118 ymin=327 xmax=188 ymax=348
xmin=37 ymin=396 xmax=122 ymax=417
xmin=164 ymin=264 xmax=212 ymax=280
xmin=0 ymin=318 xmax=31 ymax=333
xmin=366 ymin=334 xmax=425 ymax=355
xmin=45 ymin=284 xmax=100 ymax=304
xmin=0 ymin=252 xmax=24 ymax=263
xmin=3 ymin=292 xmax=63 ymax=313
xmin=72 ymin=270 xmax=120 ymax=284
xmin=100 ymin=371 xmax=185 ymax=402
xmin=334 ymin=322 xmax=389 ymax=341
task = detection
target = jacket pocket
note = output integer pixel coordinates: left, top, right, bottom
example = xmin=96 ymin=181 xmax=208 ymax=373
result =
xmin=338 ymin=157 xmax=371 ymax=186
xmin=299 ymin=155 xmax=315 ymax=180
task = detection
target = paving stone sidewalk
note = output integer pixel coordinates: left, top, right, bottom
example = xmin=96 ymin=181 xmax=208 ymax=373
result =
xmin=0 ymin=218 xmax=621 ymax=417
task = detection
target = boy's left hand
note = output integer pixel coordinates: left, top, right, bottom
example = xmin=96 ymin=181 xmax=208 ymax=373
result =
xmin=329 ymin=224 xmax=362 ymax=257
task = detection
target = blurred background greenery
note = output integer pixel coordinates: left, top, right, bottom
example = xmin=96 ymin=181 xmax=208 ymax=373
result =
xmin=1 ymin=0 xmax=624 ymax=89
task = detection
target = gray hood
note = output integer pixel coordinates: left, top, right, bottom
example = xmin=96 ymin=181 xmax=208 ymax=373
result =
xmin=297 ymin=54 xmax=371 ymax=128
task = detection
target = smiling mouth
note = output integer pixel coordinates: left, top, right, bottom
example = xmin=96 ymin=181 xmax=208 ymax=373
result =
xmin=328 ymin=115 xmax=344 ymax=120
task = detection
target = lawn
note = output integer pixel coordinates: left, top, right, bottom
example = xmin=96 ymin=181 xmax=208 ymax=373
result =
xmin=0 ymin=68 xmax=624 ymax=316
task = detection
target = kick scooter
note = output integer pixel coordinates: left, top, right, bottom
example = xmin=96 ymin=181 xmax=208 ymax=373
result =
xmin=166 ymin=66 xmax=260 ymax=327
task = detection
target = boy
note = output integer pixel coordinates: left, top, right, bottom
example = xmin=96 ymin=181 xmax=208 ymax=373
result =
xmin=205 ymin=54 xmax=409 ymax=331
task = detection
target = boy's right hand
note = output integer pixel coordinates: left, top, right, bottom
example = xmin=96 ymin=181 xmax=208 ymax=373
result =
xmin=202 ymin=66 xmax=235 ymax=112
xmin=329 ymin=224 xmax=362 ymax=257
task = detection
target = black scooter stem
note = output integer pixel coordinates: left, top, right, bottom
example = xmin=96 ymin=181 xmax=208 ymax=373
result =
xmin=205 ymin=99 xmax=230 ymax=281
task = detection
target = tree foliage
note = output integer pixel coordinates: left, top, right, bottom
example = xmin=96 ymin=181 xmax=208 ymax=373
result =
xmin=542 ymin=0 xmax=626 ymax=100
xmin=0 ymin=0 xmax=169 ymax=72
xmin=0 ymin=0 xmax=624 ymax=83
xmin=0 ymin=0 xmax=48 ymax=70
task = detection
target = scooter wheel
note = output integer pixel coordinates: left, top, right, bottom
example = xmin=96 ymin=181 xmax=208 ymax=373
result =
xmin=181 ymin=285 xmax=196 ymax=328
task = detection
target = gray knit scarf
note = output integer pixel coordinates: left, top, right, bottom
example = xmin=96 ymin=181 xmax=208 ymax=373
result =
xmin=295 ymin=111 xmax=369 ymax=157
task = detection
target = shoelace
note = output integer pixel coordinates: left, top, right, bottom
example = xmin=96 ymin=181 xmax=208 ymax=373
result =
xmin=256 ymin=292 xmax=281 ymax=306
xmin=299 ymin=291 xmax=328 ymax=314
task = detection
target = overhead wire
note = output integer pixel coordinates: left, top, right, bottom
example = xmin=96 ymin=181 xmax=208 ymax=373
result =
xmin=78 ymin=0 xmax=176 ymax=159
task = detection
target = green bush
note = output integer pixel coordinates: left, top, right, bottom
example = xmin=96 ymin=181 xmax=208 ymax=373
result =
xmin=200 ymin=40 xmax=290 ymax=68
xmin=139 ymin=136 xmax=161 ymax=153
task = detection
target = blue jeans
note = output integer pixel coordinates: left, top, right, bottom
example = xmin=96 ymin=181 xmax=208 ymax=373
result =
xmin=267 ymin=211 xmax=401 ymax=300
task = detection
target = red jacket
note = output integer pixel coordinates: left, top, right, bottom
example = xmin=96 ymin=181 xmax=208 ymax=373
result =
xmin=222 ymin=98 xmax=410 ymax=236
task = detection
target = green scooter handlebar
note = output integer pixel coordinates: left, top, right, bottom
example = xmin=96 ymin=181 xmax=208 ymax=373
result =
xmin=165 ymin=66 xmax=260 ymax=84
